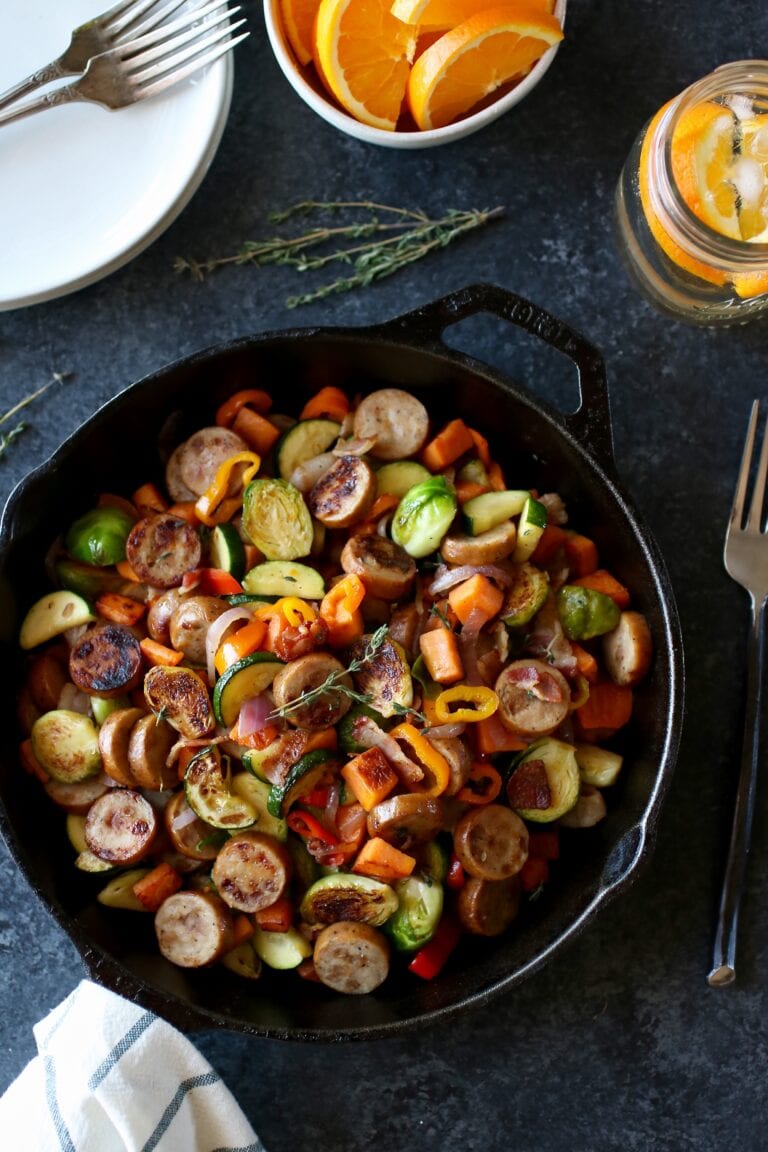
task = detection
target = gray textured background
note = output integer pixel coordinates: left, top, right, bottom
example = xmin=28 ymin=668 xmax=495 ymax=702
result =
xmin=2 ymin=1 xmax=768 ymax=1147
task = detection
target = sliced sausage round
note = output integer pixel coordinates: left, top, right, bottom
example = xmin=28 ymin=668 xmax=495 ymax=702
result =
xmin=125 ymin=513 xmax=202 ymax=589
xmin=155 ymin=890 xmax=234 ymax=968
xmin=44 ymin=772 xmax=111 ymax=815
xmin=425 ymin=734 xmax=472 ymax=796
xmin=143 ymin=665 xmax=216 ymax=739
xmin=602 ymin=610 xmax=652 ymax=687
xmin=169 ymin=595 xmax=231 ymax=666
xmin=271 ymin=652 xmax=352 ymax=730
xmin=352 ymin=389 xmax=429 ymax=461
xmin=453 ymin=804 xmax=529 ymax=881
xmin=98 ymin=705 xmax=145 ymax=786
xmin=212 ymin=831 xmax=292 ymax=913
xmin=340 ymin=534 xmax=417 ymax=600
xmin=440 ymin=521 xmax=517 ymax=565
xmin=85 ymin=788 xmax=158 ymax=864
xmin=164 ymin=792 xmax=221 ymax=861
xmin=457 ymin=876 xmax=522 ymax=936
xmin=69 ymin=623 xmax=144 ymax=698
xmin=387 ymin=603 xmax=420 ymax=660
xmin=165 ymin=443 xmax=198 ymax=503
xmin=177 ymin=426 xmax=249 ymax=497
xmin=366 ymin=794 xmax=445 ymax=850
xmin=147 ymin=589 xmax=184 ymax=647
xmin=27 ymin=648 xmax=70 ymax=712
xmin=495 ymin=659 xmax=571 ymax=737
xmin=127 ymin=714 xmax=177 ymax=790
xmin=312 ymin=921 xmax=390 ymax=994
xmin=308 ymin=456 xmax=376 ymax=529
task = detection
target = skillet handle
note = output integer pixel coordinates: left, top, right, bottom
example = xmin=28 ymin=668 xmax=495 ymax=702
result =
xmin=377 ymin=283 xmax=616 ymax=472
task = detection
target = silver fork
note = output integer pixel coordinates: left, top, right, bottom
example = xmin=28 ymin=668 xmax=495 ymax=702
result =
xmin=0 ymin=0 xmax=247 ymax=127
xmin=708 ymin=400 xmax=768 ymax=987
xmin=0 ymin=0 xmax=202 ymax=114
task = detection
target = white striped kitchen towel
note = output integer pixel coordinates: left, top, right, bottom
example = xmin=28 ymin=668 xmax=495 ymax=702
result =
xmin=0 ymin=979 xmax=265 ymax=1152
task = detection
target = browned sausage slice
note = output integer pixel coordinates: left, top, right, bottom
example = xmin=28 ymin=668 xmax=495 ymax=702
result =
xmin=169 ymin=595 xmax=231 ymax=666
xmin=602 ymin=610 xmax=652 ymax=686
xmin=271 ymin=652 xmax=352 ymax=730
xmin=495 ymin=659 xmax=571 ymax=737
xmin=366 ymin=794 xmax=445 ymax=850
xmin=27 ymin=648 xmax=70 ymax=712
xmin=308 ymin=456 xmax=376 ymax=529
xmin=340 ymin=535 xmax=417 ymax=600
xmin=387 ymin=603 xmax=420 ymax=660
xmin=165 ymin=444 xmax=198 ymax=503
xmin=164 ymin=792 xmax=221 ymax=861
xmin=127 ymin=714 xmax=177 ymax=790
xmin=44 ymin=772 xmax=110 ymax=814
xmin=440 ymin=521 xmax=517 ymax=565
xmin=125 ymin=513 xmax=202 ymax=589
xmin=143 ymin=665 xmax=215 ymax=739
xmin=69 ymin=623 xmax=144 ymax=698
xmin=155 ymin=890 xmax=234 ymax=968
xmin=453 ymin=804 xmax=528 ymax=881
xmin=211 ymin=831 xmax=292 ymax=913
xmin=177 ymin=426 xmax=249 ymax=496
xmin=98 ymin=705 xmax=145 ymax=786
xmin=457 ymin=876 xmax=522 ymax=936
xmin=312 ymin=921 xmax=390 ymax=994
xmin=425 ymin=734 xmax=472 ymax=796
xmin=147 ymin=589 xmax=184 ymax=647
xmin=85 ymin=788 xmax=158 ymax=864
xmin=352 ymin=389 xmax=429 ymax=461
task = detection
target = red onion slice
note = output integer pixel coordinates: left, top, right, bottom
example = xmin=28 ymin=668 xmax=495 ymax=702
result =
xmin=425 ymin=722 xmax=467 ymax=740
xmin=351 ymin=716 xmax=424 ymax=786
xmin=429 ymin=564 xmax=513 ymax=596
xmin=290 ymin=453 xmax=336 ymax=493
xmin=332 ymin=436 xmax=377 ymax=457
xmin=170 ymin=803 xmax=200 ymax=831
xmin=205 ymin=605 xmax=254 ymax=686
xmin=237 ymin=694 xmax=273 ymax=737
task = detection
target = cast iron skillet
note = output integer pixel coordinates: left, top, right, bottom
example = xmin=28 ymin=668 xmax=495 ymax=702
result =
xmin=0 ymin=284 xmax=683 ymax=1040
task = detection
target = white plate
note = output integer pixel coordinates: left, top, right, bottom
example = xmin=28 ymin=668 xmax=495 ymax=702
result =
xmin=0 ymin=0 xmax=233 ymax=311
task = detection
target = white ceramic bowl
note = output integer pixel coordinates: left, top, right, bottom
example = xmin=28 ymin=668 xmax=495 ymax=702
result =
xmin=264 ymin=0 xmax=567 ymax=148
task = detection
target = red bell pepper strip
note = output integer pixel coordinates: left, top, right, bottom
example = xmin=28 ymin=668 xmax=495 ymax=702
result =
xmin=182 ymin=568 xmax=244 ymax=597
xmin=445 ymin=854 xmax=466 ymax=890
xmin=286 ymin=809 xmax=340 ymax=846
xmin=408 ymin=915 xmax=461 ymax=980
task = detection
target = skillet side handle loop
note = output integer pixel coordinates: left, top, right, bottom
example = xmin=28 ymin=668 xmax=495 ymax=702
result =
xmin=380 ymin=283 xmax=616 ymax=473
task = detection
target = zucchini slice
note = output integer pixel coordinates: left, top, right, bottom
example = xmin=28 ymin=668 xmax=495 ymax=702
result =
xmin=242 ymin=560 xmax=325 ymax=600
xmin=221 ymin=941 xmax=263 ymax=979
xmin=512 ymin=496 xmax=548 ymax=562
xmin=252 ymin=925 xmax=312 ymax=970
xmin=207 ymin=523 xmax=246 ymax=581
xmin=276 ymin=418 xmax=341 ymax=481
xmin=212 ymin=652 xmax=284 ymax=728
xmin=456 ymin=457 xmax=490 ymax=486
xmin=241 ymin=478 xmax=313 ymax=560
xmin=267 ymin=748 xmax=337 ymax=817
xmin=184 ymin=746 xmax=257 ymax=830
xmin=501 ymin=563 xmax=550 ymax=628
xmin=510 ymin=738 xmax=580 ymax=823
xmin=231 ymin=772 xmax=288 ymax=841
xmin=20 ymin=590 xmax=96 ymax=650
xmin=97 ymin=868 xmax=151 ymax=911
xmin=375 ymin=460 xmax=432 ymax=499
xmin=462 ymin=490 xmax=529 ymax=536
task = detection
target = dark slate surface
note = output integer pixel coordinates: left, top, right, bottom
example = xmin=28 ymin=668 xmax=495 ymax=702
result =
xmin=1 ymin=1 xmax=767 ymax=1147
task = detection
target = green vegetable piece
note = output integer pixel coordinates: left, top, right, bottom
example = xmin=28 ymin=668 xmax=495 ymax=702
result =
xmin=31 ymin=709 xmax=101 ymax=783
xmin=231 ymin=772 xmax=288 ymax=841
xmin=391 ymin=476 xmax=457 ymax=559
xmin=385 ymin=874 xmax=443 ymax=952
xmin=55 ymin=558 xmax=146 ymax=600
xmin=557 ymin=584 xmax=621 ymax=640
xmin=411 ymin=654 xmax=442 ymax=703
xmin=212 ymin=652 xmax=284 ymax=728
xmin=456 ymin=457 xmax=490 ymax=486
xmin=462 ymin=489 xmax=529 ymax=536
xmin=512 ymin=496 xmax=548 ymax=562
xmin=347 ymin=632 xmax=413 ymax=718
xmin=252 ymin=925 xmax=312 ymax=970
xmin=184 ymin=746 xmax=257 ymax=830
xmin=241 ymin=477 xmax=313 ymax=560
xmin=375 ymin=460 xmax=432 ymax=499
xmin=299 ymin=872 xmax=399 ymax=927
xmin=241 ymin=560 xmax=325 ymax=600
xmin=20 ymin=589 xmax=96 ymax=650
xmin=267 ymin=749 xmax=337 ymax=818
xmin=276 ymin=418 xmax=341 ymax=481
xmin=511 ymin=738 xmax=581 ymax=823
xmin=338 ymin=702 xmax=388 ymax=753
xmin=208 ymin=523 xmax=246 ymax=580
xmin=501 ymin=563 xmax=550 ymax=628
xmin=91 ymin=695 xmax=131 ymax=725
xmin=65 ymin=507 xmax=134 ymax=567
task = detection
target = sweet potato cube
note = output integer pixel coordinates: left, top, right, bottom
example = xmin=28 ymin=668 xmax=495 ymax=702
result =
xmin=341 ymin=747 xmax=398 ymax=811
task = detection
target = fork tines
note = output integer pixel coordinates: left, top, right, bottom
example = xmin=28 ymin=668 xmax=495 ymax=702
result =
xmin=730 ymin=401 xmax=768 ymax=536
xmin=118 ymin=3 xmax=247 ymax=95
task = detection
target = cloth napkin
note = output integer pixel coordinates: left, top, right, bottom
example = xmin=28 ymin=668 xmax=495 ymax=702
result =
xmin=0 ymin=979 xmax=266 ymax=1152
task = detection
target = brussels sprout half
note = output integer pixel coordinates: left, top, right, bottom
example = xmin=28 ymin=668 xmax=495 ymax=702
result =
xmin=65 ymin=507 xmax=135 ymax=567
xmin=391 ymin=476 xmax=457 ymax=559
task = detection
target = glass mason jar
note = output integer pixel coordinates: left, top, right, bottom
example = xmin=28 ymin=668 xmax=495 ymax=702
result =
xmin=614 ymin=61 xmax=768 ymax=325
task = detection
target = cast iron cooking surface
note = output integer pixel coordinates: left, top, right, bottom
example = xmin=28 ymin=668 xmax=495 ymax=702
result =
xmin=0 ymin=286 xmax=683 ymax=1039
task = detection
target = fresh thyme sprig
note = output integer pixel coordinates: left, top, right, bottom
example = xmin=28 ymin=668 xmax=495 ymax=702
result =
xmin=175 ymin=201 xmax=504 ymax=307
xmin=0 ymin=371 xmax=72 ymax=462
xmin=269 ymin=624 xmax=390 ymax=721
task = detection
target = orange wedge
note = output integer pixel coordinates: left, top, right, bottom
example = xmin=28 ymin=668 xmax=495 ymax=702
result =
xmin=281 ymin=0 xmax=322 ymax=64
xmin=392 ymin=0 xmax=552 ymax=30
xmin=406 ymin=3 xmax=563 ymax=131
xmin=313 ymin=0 xmax=417 ymax=130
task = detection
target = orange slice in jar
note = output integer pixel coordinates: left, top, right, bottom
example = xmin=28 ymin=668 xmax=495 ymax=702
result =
xmin=406 ymin=4 xmax=563 ymax=131
xmin=313 ymin=0 xmax=417 ymax=130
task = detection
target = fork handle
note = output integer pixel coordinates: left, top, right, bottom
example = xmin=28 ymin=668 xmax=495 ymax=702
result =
xmin=0 ymin=84 xmax=82 ymax=129
xmin=708 ymin=595 xmax=767 ymax=986
xmin=0 ymin=60 xmax=71 ymax=115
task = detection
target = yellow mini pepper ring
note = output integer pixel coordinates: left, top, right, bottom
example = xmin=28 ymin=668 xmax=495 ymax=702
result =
xmin=434 ymin=685 xmax=499 ymax=724
xmin=388 ymin=722 xmax=450 ymax=797
xmin=194 ymin=452 xmax=261 ymax=528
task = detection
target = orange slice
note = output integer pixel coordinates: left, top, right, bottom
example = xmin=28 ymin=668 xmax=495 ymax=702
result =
xmin=670 ymin=100 xmax=741 ymax=240
xmin=281 ymin=0 xmax=322 ymax=65
xmin=406 ymin=4 xmax=563 ymax=131
xmin=313 ymin=0 xmax=417 ymax=130
xmin=392 ymin=0 xmax=552 ymax=29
